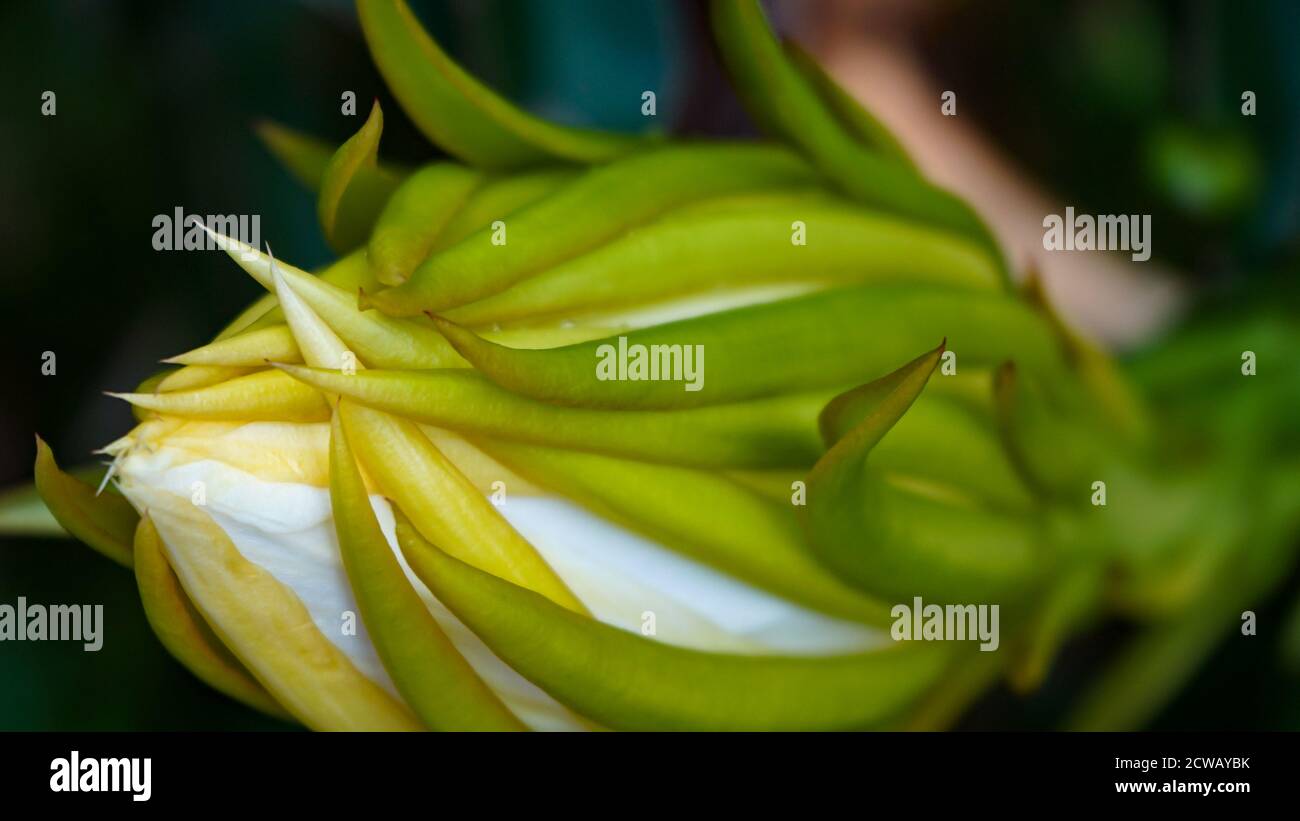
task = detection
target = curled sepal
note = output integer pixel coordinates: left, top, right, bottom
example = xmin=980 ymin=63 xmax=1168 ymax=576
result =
xmin=803 ymin=346 xmax=1040 ymax=603
xmin=133 ymin=517 xmax=290 ymax=720
xmin=475 ymin=439 xmax=892 ymax=625
xmin=368 ymin=144 xmax=817 ymax=315
xmin=337 ymin=401 xmax=586 ymax=614
xmin=827 ymin=392 xmax=1035 ymax=513
xmin=276 ymin=365 xmax=825 ymax=469
xmin=395 ymin=513 xmax=949 ymax=731
xmin=356 ymin=0 xmax=650 ymax=168
xmin=256 ymin=120 xmax=408 ymax=195
xmin=816 ymin=345 xmax=946 ymax=447
xmin=125 ymin=482 xmax=422 ymax=730
xmin=110 ymin=370 xmax=331 ymax=423
xmin=33 ymin=436 xmax=136 ymax=568
xmin=430 ymin=284 xmax=1063 ymax=409
xmin=369 ymin=163 xmax=481 ymax=286
xmin=328 ymin=410 xmax=525 ymax=731
xmin=318 ymin=100 xmax=401 ymax=252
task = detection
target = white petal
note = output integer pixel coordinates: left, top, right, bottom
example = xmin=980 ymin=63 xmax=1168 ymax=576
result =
xmin=117 ymin=429 xmax=882 ymax=729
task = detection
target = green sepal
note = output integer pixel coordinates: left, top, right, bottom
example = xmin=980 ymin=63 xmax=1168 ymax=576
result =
xmin=368 ymin=144 xmax=818 ymax=315
xmin=435 ymin=168 xmax=577 ymax=249
xmin=328 ymin=409 xmax=526 ymax=731
xmin=368 ymin=163 xmax=482 ymax=286
xmin=256 ymin=119 xmax=409 ymax=194
xmin=430 ymin=284 xmax=1063 ymax=409
xmin=356 ymin=0 xmax=653 ymax=168
xmin=395 ymin=511 xmax=949 ymax=731
xmin=443 ymin=200 xmax=1000 ymax=328
xmin=276 ymin=364 xmax=827 ymax=468
xmin=803 ymin=346 xmax=1039 ymax=603
xmin=1020 ymin=272 xmax=1151 ymax=446
xmin=318 ymin=100 xmax=403 ymax=252
xmin=782 ymin=41 xmax=914 ymax=168
xmin=33 ymin=436 xmax=137 ymax=568
xmin=992 ymin=362 xmax=1118 ymax=498
xmin=827 ymin=392 xmax=1035 ymax=512
xmin=708 ymin=0 xmax=1007 ymax=280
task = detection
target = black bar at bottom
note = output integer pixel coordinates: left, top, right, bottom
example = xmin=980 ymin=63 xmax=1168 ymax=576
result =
xmin=0 ymin=731 xmax=1282 ymax=807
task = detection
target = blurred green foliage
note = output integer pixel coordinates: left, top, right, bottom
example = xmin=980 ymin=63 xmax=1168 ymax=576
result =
xmin=930 ymin=0 xmax=1299 ymax=273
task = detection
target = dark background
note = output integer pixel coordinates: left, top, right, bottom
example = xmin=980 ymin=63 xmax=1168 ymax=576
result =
xmin=0 ymin=0 xmax=1296 ymax=730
